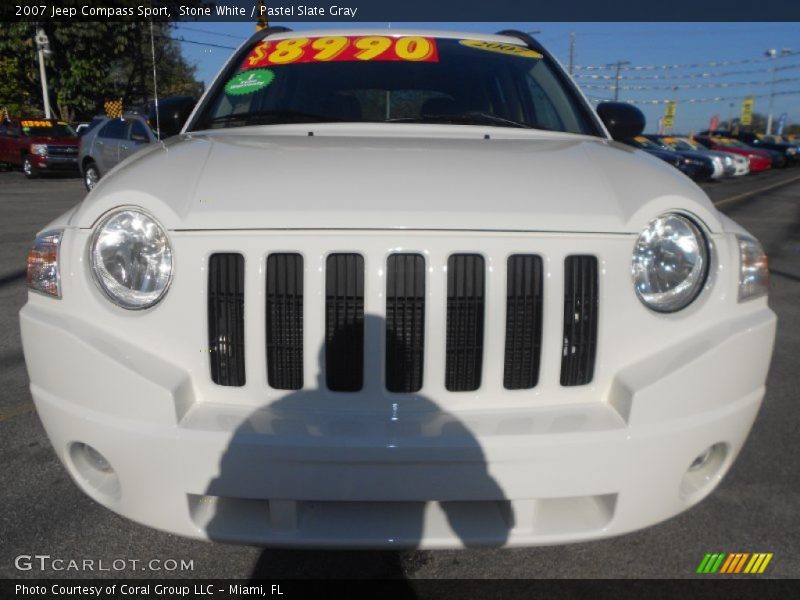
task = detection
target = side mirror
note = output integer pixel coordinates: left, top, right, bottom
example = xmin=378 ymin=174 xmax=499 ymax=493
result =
xmin=596 ymin=102 xmax=646 ymax=141
xmin=131 ymin=133 xmax=148 ymax=143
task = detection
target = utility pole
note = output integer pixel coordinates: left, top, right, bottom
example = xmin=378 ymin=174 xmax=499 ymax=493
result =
xmin=35 ymin=28 xmax=53 ymax=119
xmin=611 ymin=60 xmax=630 ymax=102
xmin=765 ymin=48 xmax=792 ymax=135
xmin=568 ymin=32 xmax=576 ymax=76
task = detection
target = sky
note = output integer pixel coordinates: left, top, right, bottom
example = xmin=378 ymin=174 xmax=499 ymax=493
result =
xmin=172 ymin=21 xmax=800 ymax=133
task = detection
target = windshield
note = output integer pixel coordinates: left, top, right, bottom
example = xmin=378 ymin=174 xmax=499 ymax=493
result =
xmin=664 ymin=137 xmax=700 ymax=151
xmin=20 ymin=120 xmax=75 ymax=138
xmin=630 ymin=136 xmax=664 ymax=151
xmin=716 ymin=138 xmax=751 ymax=149
xmin=192 ymin=35 xmax=598 ymax=135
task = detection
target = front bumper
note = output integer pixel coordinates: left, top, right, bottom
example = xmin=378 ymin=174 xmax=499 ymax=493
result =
xmin=21 ymin=301 xmax=775 ymax=548
xmin=33 ymin=155 xmax=79 ymax=171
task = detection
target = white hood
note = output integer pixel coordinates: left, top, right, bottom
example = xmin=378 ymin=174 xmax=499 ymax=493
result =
xmin=71 ymin=124 xmax=723 ymax=234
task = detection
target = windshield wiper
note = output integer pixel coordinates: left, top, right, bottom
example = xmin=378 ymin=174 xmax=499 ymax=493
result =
xmin=206 ymin=109 xmax=342 ymax=127
xmin=386 ymin=111 xmax=539 ymax=130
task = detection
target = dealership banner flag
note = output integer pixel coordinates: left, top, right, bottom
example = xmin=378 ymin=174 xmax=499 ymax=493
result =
xmin=104 ymin=99 xmax=123 ymax=119
xmin=776 ymin=113 xmax=788 ymax=135
xmin=740 ymin=97 xmax=754 ymax=126
xmin=663 ymin=101 xmax=677 ymax=129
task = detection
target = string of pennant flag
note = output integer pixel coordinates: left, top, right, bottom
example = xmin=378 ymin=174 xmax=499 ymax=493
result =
xmin=574 ymin=51 xmax=800 ymax=71
xmin=574 ymin=63 xmax=800 ymax=81
xmin=581 ymin=76 xmax=800 ymax=91
xmin=586 ymin=89 xmax=800 ymax=105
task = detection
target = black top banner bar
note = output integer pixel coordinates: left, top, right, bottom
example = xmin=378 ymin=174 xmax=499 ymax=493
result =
xmin=3 ymin=0 xmax=800 ymax=22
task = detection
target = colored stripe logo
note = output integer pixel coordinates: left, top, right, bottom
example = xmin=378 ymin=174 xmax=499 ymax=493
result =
xmin=696 ymin=553 xmax=773 ymax=574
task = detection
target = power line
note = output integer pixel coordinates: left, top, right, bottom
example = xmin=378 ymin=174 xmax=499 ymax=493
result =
xmin=161 ymin=34 xmax=237 ymax=50
xmin=586 ymin=89 xmax=800 ymax=105
xmin=581 ymin=76 xmax=800 ymax=91
xmin=575 ymin=63 xmax=800 ymax=81
xmin=174 ymin=25 xmax=245 ymax=40
xmin=575 ymin=51 xmax=800 ymax=71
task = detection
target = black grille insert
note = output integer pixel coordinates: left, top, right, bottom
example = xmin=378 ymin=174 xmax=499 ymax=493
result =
xmin=560 ymin=255 xmax=599 ymax=386
xmin=325 ymin=254 xmax=365 ymax=392
xmin=445 ymin=254 xmax=485 ymax=392
xmin=266 ymin=254 xmax=304 ymax=390
xmin=208 ymin=253 xmax=246 ymax=386
xmin=386 ymin=254 xmax=425 ymax=393
xmin=504 ymin=254 xmax=544 ymax=390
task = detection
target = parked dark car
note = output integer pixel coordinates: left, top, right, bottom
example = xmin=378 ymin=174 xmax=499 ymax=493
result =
xmin=129 ymin=95 xmax=197 ymax=139
xmin=623 ymin=135 xmax=713 ymax=181
xmin=701 ymin=129 xmax=797 ymax=166
xmin=644 ymin=134 xmax=725 ymax=180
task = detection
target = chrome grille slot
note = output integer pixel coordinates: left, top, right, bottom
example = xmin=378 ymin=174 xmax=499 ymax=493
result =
xmin=385 ymin=253 xmax=426 ymax=393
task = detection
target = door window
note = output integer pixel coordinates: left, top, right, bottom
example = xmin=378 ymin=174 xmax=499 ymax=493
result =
xmin=98 ymin=119 xmax=128 ymax=140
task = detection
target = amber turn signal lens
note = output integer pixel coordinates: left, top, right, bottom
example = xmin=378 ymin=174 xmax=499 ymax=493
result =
xmin=27 ymin=229 xmax=63 ymax=298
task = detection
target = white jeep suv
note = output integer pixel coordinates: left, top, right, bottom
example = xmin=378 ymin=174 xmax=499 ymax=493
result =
xmin=21 ymin=29 xmax=775 ymax=548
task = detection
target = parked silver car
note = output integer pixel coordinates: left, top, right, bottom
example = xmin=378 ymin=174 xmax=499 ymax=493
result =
xmin=79 ymin=115 xmax=157 ymax=190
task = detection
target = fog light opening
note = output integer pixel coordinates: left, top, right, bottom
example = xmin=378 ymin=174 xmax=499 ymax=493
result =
xmin=680 ymin=443 xmax=729 ymax=502
xmin=84 ymin=444 xmax=113 ymax=473
xmin=689 ymin=447 xmax=714 ymax=471
xmin=68 ymin=442 xmax=121 ymax=503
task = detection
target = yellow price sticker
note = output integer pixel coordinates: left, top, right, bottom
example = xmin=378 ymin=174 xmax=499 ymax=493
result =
xmin=459 ymin=39 xmax=543 ymax=59
xmin=21 ymin=120 xmax=52 ymax=127
xmin=242 ymin=35 xmax=439 ymax=69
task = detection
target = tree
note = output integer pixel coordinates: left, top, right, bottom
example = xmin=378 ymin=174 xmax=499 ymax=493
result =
xmin=0 ymin=21 xmax=202 ymax=121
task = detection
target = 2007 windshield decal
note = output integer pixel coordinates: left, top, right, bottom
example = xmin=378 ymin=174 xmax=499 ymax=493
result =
xmin=241 ymin=36 xmax=439 ymax=69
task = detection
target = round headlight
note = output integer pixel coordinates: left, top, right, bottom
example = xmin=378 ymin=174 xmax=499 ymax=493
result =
xmin=90 ymin=208 xmax=173 ymax=309
xmin=632 ymin=213 xmax=709 ymax=312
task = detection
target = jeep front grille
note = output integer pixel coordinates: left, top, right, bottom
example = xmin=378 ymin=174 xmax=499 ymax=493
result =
xmin=445 ymin=254 xmax=485 ymax=392
xmin=560 ymin=255 xmax=599 ymax=386
xmin=385 ymin=254 xmax=426 ymax=394
xmin=208 ymin=253 xmax=246 ymax=387
xmin=503 ymin=254 xmax=544 ymax=390
xmin=266 ymin=253 xmax=304 ymax=390
xmin=206 ymin=249 xmax=599 ymax=393
xmin=325 ymin=254 xmax=365 ymax=392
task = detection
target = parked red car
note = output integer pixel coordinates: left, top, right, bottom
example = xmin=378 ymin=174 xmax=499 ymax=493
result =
xmin=694 ymin=136 xmax=772 ymax=173
xmin=0 ymin=118 xmax=79 ymax=178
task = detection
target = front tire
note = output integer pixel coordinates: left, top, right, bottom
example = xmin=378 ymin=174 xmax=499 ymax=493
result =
xmin=84 ymin=161 xmax=100 ymax=191
xmin=22 ymin=156 xmax=37 ymax=179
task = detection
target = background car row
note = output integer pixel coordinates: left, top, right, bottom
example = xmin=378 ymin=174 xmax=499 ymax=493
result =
xmin=1 ymin=96 xmax=797 ymax=188
xmin=623 ymin=131 xmax=799 ymax=181
xmin=0 ymin=96 xmax=197 ymax=189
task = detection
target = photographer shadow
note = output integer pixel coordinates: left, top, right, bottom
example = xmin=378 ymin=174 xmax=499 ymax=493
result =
xmin=203 ymin=315 xmax=512 ymax=578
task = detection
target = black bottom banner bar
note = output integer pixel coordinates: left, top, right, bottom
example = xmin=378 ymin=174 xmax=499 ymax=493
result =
xmin=2 ymin=579 xmax=798 ymax=600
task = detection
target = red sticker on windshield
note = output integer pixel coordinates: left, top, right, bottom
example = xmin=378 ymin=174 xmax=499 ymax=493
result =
xmin=242 ymin=35 xmax=439 ymax=69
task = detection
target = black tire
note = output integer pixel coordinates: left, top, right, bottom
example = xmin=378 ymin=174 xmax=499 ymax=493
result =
xmin=22 ymin=156 xmax=37 ymax=179
xmin=84 ymin=161 xmax=100 ymax=191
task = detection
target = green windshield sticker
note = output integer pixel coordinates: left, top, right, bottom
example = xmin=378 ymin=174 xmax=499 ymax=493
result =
xmin=224 ymin=69 xmax=275 ymax=96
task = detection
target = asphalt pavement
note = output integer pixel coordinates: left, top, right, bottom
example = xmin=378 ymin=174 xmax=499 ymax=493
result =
xmin=0 ymin=167 xmax=798 ymax=579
